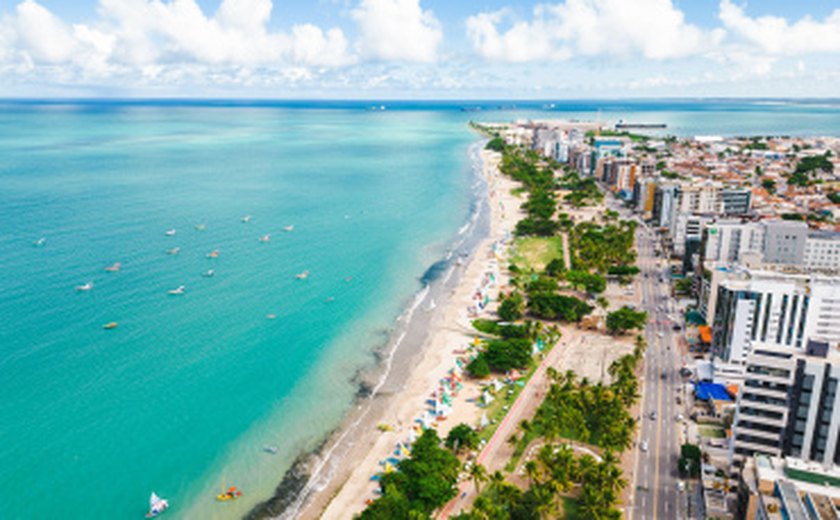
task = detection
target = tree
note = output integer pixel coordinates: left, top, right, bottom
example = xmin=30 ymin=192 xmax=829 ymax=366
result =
xmin=467 ymin=355 xmax=490 ymax=379
xmin=606 ymin=306 xmax=648 ymax=335
xmin=565 ymin=270 xmax=606 ymax=294
xmin=445 ymin=424 xmax=478 ymax=453
xmin=468 ymin=463 xmax=489 ymax=494
xmin=679 ymin=443 xmax=702 ymax=477
xmin=498 ymin=292 xmax=525 ymax=322
xmin=485 ymin=137 xmax=505 ymax=152
xmin=545 ymin=257 xmax=566 ymax=277
xmin=528 ymin=293 xmax=593 ymax=322
xmin=484 ymin=338 xmax=532 ymax=371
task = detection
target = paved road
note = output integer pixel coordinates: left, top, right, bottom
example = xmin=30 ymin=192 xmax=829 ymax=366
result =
xmin=605 ymin=199 xmax=688 ymax=519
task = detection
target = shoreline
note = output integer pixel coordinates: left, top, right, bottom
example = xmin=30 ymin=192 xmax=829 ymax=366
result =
xmin=245 ymin=140 xmax=518 ymax=519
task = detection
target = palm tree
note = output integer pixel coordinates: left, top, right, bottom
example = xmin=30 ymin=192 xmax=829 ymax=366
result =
xmin=469 ymin=463 xmax=488 ymax=495
xmin=530 ymin=483 xmax=557 ymax=520
xmin=524 ymin=459 xmax=541 ymax=486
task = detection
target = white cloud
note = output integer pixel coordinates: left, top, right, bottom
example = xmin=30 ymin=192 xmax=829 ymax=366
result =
xmin=351 ymin=0 xmax=443 ymax=63
xmin=0 ymin=0 xmax=355 ymax=86
xmin=467 ymin=0 xmax=718 ymax=62
xmin=719 ymin=0 xmax=840 ymax=55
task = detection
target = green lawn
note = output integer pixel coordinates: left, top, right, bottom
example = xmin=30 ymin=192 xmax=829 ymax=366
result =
xmin=786 ymin=467 xmax=840 ymax=487
xmin=698 ymin=426 xmax=726 ymax=439
xmin=511 ymin=236 xmax=564 ymax=272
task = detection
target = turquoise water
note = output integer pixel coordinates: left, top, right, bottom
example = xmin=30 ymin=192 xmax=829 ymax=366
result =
xmin=0 ymin=105 xmax=476 ymax=519
xmin=2 ymin=99 xmax=840 ymax=519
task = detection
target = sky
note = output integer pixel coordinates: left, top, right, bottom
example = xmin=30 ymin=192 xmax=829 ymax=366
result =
xmin=2 ymin=0 xmax=840 ymax=98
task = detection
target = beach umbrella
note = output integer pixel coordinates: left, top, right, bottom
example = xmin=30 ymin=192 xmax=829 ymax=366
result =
xmin=480 ymin=412 xmax=490 ymax=428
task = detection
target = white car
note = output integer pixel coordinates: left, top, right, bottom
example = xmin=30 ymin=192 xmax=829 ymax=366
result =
xmin=640 ymin=441 xmax=649 ymax=452
xmin=677 ymin=481 xmax=686 ymax=492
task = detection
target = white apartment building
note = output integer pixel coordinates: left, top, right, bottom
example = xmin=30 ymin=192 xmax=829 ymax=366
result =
xmin=711 ymin=268 xmax=840 ymax=365
xmin=803 ymin=231 xmax=840 ymax=270
xmin=731 ymin=341 xmax=840 ymax=468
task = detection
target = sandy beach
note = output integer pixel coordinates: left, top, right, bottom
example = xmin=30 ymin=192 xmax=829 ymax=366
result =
xmin=281 ymin=147 xmax=524 ymax=519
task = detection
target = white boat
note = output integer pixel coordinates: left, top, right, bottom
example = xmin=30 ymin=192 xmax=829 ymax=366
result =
xmin=76 ymin=281 xmax=94 ymax=291
xmin=33 ymin=237 xmax=46 ymax=247
xmin=145 ymin=491 xmax=169 ymax=518
xmin=259 ymin=234 xmax=271 ymax=243
xmin=295 ymin=270 xmax=309 ymax=280
xmin=194 ymin=224 xmax=206 ymax=231
xmin=168 ymin=285 xmax=185 ymax=295
xmin=104 ymin=262 xmax=121 ymax=272
xmin=241 ymin=215 xmax=252 ymax=223
xmin=165 ymin=229 xmax=176 ymax=236
xmin=202 ymin=270 xmax=215 ymax=278
xmin=283 ymin=225 xmax=294 ymax=232
xmin=167 ymin=247 xmax=180 ymax=255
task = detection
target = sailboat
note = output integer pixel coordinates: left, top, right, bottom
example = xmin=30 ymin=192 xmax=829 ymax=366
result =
xmin=295 ymin=270 xmax=309 ymax=280
xmin=33 ymin=237 xmax=46 ymax=247
xmin=167 ymin=247 xmax=180 ymax=255
xmin=206 ymin=250 xmax=219 ymax=259
xmin=167 ymin=285 xmax=185 ymax=295
xmin=241 ymin=215 xmax=252 ymax=223
xmin=165 ymin=229 xmax=176 ymax=236
xmin=283 ymin=225 xmax=294 ymax=232
xmin=76 ymin=281 xmax=94 ymax=291
xmin=145 ymin=492 xmax=169 ymax=518
xmin=104 ymin=262 xmax=121 ymax=272
xmin=259 ymin=234 xmax=271 ymax=243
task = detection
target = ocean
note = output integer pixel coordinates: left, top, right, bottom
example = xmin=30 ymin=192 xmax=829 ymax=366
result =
xmin=2 ymin=99 xmax=840 ymax=519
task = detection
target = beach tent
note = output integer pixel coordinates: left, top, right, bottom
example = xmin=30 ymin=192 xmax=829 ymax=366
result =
xmin=480 ymin=412 xmax=490 ymax=429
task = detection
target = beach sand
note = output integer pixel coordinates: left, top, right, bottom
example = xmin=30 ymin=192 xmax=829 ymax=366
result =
xmin=282 ymin=148 xmax=524 ymax=519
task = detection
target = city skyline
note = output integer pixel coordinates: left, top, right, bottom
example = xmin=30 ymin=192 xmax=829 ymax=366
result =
xmin=2 ymin=0 xmax=840 ymax=98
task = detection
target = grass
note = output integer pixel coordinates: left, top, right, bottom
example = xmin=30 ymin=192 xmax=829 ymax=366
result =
xmin=511 ymin=236 xmax=565 ymax=272
xmin=786 ymin=467 xmax=840 ymax=487
xmin=477 ymin=341 xmax=557 ymax=445
xmin=698 ymin=426 xmax=725 ymax=439
xmin=560 ymin=496 xmax=580 ymax=519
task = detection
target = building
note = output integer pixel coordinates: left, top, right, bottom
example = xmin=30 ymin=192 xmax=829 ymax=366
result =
xmin=721 ymin=188 xmax=753 ymax=215
xmin=701 ymin=219 xmax=766 ymax=265
xmin=731 ymin=341 xmax=840 ymax=467
xmin=804 ymin=231 xmax=840 ymax=271
xmin=711 ymin=268 xmax=840 ymax=365
xmin=763 ymin=221 xmax=809 ymax=265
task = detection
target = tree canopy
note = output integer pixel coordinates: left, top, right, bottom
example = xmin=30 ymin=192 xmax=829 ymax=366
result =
xmin=606 ymin=306 xmax=648 ymax=335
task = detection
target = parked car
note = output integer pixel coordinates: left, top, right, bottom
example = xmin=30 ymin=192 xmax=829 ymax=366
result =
xmin=640 ymin=441 xmax=649 ymax=452
xmin=650 ymin=411 xmax=657 ymax=420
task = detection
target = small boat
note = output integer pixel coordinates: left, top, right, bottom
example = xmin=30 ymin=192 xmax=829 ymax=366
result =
xmin=168 ymin=285 xmax=185 ymax=295
xmin=241 ymin=215 xmax=252 ymax=223
xmin=295 ymin=270 xmax=309 ymax=280
xmin=262 ymin=446 xmax=278 ymax=454
xmin=283 ymin=225 xmax=294 ymax=232
xmin=167 ymin=247 xmax=180 ymax=255
xmin=206 ymin=250 xmax=219 ymax=259
xmin=104 ymin=262 xmax=121 ymax=272
xmin=76 ymin=281 xmax=94 ymax=291
xmin=217 ymin=486 xmax=242 ymax=501
xmin=194 ymin=224 xmax=206 ymax=231
xmin=165 ymin=229 xmax=176 ymax=236
xmin=103 ymin=322 xmax=118 ymax=330
xmin=33 ymin=237 xmax=46 ymax=247
xmin=259 ymin=234 xmax=270 ymax=243
xmin=202 ymin=270 xmax=215 ymax=278
xmin=145 ymin=492 xmax=169 ymax=518
xmin=266 ymin=314 xmax=276 ymax=320
xmin=344 ymin=276 xmax=353 ymax=282
xmin=325 ymin=297 xmax=335 ymax=303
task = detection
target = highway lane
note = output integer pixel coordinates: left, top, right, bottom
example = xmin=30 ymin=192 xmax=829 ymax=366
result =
xmin=626 ymin=222 xmax=685 ymax=519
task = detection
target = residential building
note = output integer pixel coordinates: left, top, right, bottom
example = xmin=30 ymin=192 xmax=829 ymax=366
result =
xmin=711 ymin=268 xmax=840 ymax=365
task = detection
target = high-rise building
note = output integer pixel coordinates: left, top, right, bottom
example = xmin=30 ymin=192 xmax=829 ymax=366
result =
xmin=731 ymin=341 xmax=840 ymax=468
xmin=711 ymin=268 xmax=840 ymax=365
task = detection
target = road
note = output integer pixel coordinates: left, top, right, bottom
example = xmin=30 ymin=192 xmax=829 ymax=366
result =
xmin=605 ymin=199 xmax=687 ymax=519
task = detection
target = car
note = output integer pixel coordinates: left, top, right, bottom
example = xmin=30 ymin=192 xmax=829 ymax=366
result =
xmin=677 ymin=481 xmax=686 ymax=492
xmin=657 ymin=332 xmax=664 ymax=338
xmin=676 ymin=414 xmax=684 ymax=422
xmin=661 ymin=372 xmax=667 ymax=380
xmin=650 ymin=411 xmax=657 ymax=420
xmin=676 ymin=396 xmax=682 ymax=405
xmin=672 ymin=324 xmax=682 ymax=331
xmin=640 ymin=441 xmax=649 ymax=452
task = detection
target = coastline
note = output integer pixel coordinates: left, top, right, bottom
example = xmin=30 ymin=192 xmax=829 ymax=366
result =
xmin=245 ymin=140 xmax=523 ymax=519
